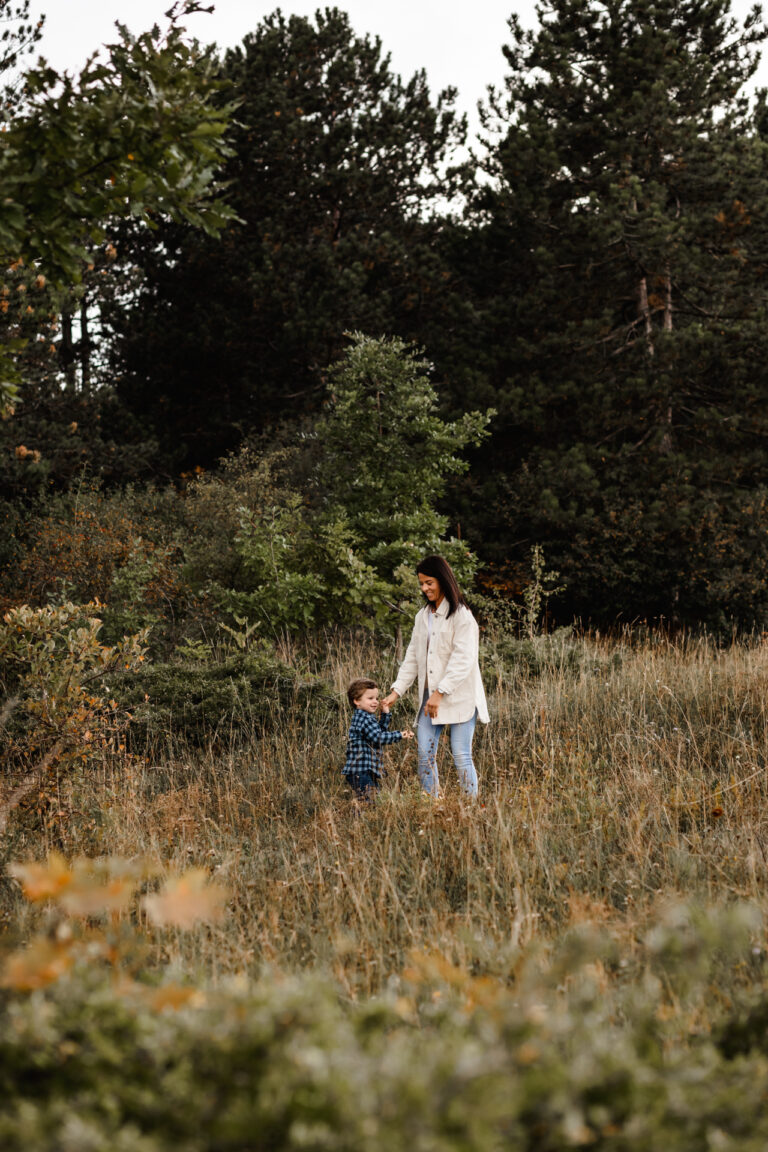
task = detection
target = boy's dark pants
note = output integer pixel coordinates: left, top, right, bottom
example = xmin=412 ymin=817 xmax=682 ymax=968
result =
xmin=345 ymin=771 xmax=379 ymax=801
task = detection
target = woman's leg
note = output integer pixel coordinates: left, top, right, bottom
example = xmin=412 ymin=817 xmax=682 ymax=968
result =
xmin=449 ymin=712 xmax=478 ymax=796
xmin=417 ymin=707 xmax=444 ymax=796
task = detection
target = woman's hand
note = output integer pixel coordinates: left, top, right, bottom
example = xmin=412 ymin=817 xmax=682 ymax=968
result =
xmin=425 ymin=690 xmax=443 ymax=719
xmin=381 ymin=691 xmax=399 ymax=710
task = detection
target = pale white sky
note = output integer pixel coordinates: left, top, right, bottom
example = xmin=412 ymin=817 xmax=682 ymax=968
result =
xmin=31 ymin=0 xmax=768 ymax=140
xmin=33 ymin=0 xmax=532 ymax=137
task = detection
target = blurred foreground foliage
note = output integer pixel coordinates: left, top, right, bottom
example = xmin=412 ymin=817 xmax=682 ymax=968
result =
xmin=3 ymin=855 xmax=768 ymax=1150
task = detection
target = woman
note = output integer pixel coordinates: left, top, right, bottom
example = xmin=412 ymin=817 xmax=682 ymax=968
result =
xmin=382 ymin=555 xmax=489 ymax=797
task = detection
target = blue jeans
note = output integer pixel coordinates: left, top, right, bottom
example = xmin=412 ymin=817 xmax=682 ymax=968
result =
xmin=345 ymin=771 xmax=379 ymax=801
xmin=417 ymin=704 xmax=478 ymax=797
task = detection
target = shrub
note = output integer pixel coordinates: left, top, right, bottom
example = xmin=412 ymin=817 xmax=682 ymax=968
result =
xmin=0 ymin=602 xmax=146 ymax=832
xmin=315 ymin=333 xmax=493 ymax=592
xmin=2 ymin=884 xmax=768 ymax=1151
xmin=0 ymin=483 xmax=189 ymax=654
xmin=4 ymin=484 xmax=144 ymax=608
xmin=111 ymin=651 xmax=337 ymax=747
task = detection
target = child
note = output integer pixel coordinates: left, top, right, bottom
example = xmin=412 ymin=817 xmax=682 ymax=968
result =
xmin=343 ymin=678 xmax=413 ymax=800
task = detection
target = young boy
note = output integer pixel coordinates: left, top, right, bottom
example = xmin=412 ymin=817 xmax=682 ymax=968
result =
xmin=343 ymin=678 xmax=413 ymax=800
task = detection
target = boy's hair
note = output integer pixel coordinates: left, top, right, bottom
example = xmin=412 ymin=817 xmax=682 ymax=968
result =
xmin=347 ymin=677 xmax=378 ymax=707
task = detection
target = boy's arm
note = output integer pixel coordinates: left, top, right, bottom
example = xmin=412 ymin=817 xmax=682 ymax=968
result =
xmin=359 ymin=712 xmax=404 ymax=746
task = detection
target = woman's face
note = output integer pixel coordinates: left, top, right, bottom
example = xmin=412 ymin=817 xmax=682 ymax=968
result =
xmin=418 ymin=573 xmax=443 ymax=607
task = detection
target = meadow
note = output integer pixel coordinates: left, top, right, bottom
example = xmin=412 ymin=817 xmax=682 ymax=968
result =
xmin=4 ymin=627 xmax=768 ymax=1149
xmin=8 ymin=626 xmax=768 ymax=984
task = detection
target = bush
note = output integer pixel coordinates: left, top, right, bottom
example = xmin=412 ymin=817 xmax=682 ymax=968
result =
xmin=0 ymin=482 xmax=189 ymax=654
xmin=112 ymin=651 xmax=337 ymax=746
xmin=3 ymin=903 xmax=768 ymax=1151
xmin=0 ymin=602 xmax=146 ymax=832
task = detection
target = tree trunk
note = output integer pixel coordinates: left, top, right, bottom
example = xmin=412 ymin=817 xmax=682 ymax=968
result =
xmin=60 ymin=308 xmax=77 ymax=391
xmin=638 ymin=276 xmax=655 ymax=355
xmin=660 ymin=267 xmax=673 ymax=454
xmin=79 ymin=296 xmax=91 ymax=394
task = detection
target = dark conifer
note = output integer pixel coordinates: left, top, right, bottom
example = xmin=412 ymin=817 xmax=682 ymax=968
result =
xmin=108 ymin=8 xmax=465 ymax=472
xmin=458 ymin=0 xmax=768 ymax=626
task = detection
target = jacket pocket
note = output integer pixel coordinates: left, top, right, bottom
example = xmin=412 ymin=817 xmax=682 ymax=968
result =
xmin=434 ymin=626 xmax=453 ymax=652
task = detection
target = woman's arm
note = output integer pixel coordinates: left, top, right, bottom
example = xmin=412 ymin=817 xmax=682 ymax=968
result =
xmin=387 ymin=611 xmax=423 ymax=701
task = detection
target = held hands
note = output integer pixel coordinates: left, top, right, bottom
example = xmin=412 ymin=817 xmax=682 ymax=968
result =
xmin=379 ymin=691 xmax=412 ymax=737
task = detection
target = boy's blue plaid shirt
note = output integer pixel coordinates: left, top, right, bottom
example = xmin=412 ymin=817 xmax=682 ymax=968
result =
xmin=343 ymin=709 xmax=403 ymax=777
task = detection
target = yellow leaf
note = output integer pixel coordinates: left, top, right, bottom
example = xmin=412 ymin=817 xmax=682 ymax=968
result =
xmin=10 ymin=853 xmax=72 ymax=901
xmin=60 ymin=876 xmax=134 ymax=917
xmin=143 ymin=868 xmax=229 ymax=929
xmin=0 ymin=937 xmax=75 ymax=991
xmin=144 ymin=983 xmax=205 ymax=1012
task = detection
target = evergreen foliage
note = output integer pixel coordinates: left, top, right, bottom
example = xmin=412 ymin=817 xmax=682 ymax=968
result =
xmin=315 ymin=333 xmax=493 ymax=587
xmin=113 ymin=652 xmax=336 ymax=747
xmin=8 ymin=0 xmax=768 ymax=626
xmin=106 ymin=8 xmax=466 ymax=471
xmin=459 ymin=0 xmax=768 ymax=626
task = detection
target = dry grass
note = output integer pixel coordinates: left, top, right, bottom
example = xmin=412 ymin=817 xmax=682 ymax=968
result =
xmin=5 ymin=629 xmax=768 ymax=996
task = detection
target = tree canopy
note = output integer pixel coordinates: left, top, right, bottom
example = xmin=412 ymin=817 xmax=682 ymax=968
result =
xmin=453 ymin=0 xmax=768 ymax=625
xmin=0 ymin=0 xmax=236 ymax=418
xmin=105 ymin=7 xmax=467 ymax=472
xmin=7 ymin=0 xmax=768 ymax=628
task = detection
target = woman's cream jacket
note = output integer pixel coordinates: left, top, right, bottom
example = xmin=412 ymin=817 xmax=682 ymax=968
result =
xmin=390 ymin=599 xmax=489 ymax=726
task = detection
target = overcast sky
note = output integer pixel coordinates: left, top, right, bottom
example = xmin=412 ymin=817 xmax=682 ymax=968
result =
xmin=32 ymin=0 xmax=768 ymax=140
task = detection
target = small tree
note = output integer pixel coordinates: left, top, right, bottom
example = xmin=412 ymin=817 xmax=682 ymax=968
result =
xmin=0 ymin=602 xmax=146 ymax=832
xmin=316 ymin=333 xmax=493 ymax=615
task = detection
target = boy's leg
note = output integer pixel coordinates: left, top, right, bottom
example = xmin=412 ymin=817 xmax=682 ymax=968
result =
xmin=449 ymin=711 xmax=479 ymax=797
xmin=416 ymin=708 xmax=443 ymax=797
xmin=346 ymin=771 xmax=379 ymax=801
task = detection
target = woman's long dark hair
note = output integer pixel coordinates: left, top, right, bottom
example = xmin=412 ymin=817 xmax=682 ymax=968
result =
xmin=416 ymin=555 xmax=467 ymax=617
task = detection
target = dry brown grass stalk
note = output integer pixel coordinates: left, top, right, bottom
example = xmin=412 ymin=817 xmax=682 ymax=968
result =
xmin=5 ymin=630 xmax=768 ymax=997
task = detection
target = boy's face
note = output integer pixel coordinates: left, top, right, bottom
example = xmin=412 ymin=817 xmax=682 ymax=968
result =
xmin=354 ymin=687 xmax=379 ymax=713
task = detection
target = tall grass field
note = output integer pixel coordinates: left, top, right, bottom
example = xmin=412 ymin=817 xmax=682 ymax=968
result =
xmin=4 ymin=628 xmax=768 ymax=1149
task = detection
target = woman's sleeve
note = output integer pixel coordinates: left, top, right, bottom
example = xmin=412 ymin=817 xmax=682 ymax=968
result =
xmin=437 ymin=609 xmax=477 ymax=696
xmin=390 ymin=613 xmax=421 ymax=698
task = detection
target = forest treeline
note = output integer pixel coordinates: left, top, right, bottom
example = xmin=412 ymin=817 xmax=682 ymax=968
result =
xmin=4 ymin=0 xmax=768 ymax=627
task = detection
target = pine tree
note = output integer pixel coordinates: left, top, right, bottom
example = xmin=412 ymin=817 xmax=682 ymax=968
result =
xmin=315 ymin=333 xmax=492 ymax=582
xmin=462 ymin=0 xmax=768 ymax=626
xmin=107 ymin=8 xmax=465 ymax=472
